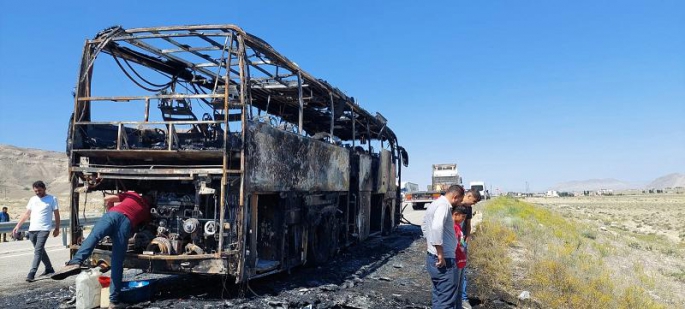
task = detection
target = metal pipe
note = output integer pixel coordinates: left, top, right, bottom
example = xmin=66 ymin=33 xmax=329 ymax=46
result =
xmin=367 ymin=119 xmax=371 ymax=152
xmin=237 ymin=33 xmax=249 ymax=282
xmin=329 ymin=92 xmax=334 ymax=143
xmin=144 ymin=98 xmax=150 ymax=122
xmin=116 ymin=123 xmax=123 ymax=150
xmin=167 ymin=124 xmax=173 ymax=150
xmin=218 ymin=32 xmax=234 ymax=257
xmin=297 ymin=71 xmax=303 ymax=135
xmin=352 ymin=111 xmax=356 ymax=147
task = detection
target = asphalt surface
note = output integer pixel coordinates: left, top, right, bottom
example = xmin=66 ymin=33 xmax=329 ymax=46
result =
xmin=0 ymin=233 xmax=71 ymax=284
xmin=0 ymin=205 xmax=482 ymax=309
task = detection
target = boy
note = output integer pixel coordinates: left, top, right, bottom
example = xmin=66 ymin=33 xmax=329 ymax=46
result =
xmin=452 ymin=206 xmax=469 ymax=308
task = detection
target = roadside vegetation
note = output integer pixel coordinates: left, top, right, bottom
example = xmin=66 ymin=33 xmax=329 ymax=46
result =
xmin=469 ymin=197 xmax=676 ymax=309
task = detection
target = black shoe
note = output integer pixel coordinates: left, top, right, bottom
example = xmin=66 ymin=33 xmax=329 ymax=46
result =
xmin=26 ymin=273 xmax=36 ymax=282
xmin=40 ymin=269 xmax=55 ymax=277
xmin=108 ymin=302 xmax=128 ymax=309
xmin=52 ymin=264 xmax=82 ymax=280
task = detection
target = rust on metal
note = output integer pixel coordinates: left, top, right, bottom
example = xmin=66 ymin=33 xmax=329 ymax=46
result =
xmin=66 ymin=24 xmax=408 ymax=282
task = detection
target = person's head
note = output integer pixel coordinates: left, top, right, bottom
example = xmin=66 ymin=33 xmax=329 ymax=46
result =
xmin=452 ymin=206 xmax=469 ymax=224
xmin=444 ymin=185 xmax=465 ymax=207
xmin=2 ymin=207 xmax=7 ymax=213
xmin=462 ymin=189 xmax=482 ymax=206
xmin=142 ymin=192 xmax=156 ymax=206
xmin=32 ymin=181 xmax=47 ymax=197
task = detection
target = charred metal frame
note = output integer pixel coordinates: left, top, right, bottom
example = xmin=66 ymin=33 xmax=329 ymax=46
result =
xmin=67 ymin=25 xmax=408 ymax=282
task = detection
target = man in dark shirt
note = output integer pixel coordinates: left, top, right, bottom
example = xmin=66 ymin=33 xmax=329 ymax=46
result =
xmin=0 ymin=206 xmax=10 ymax=242
xmin=53 ymin=191 xmax=154 ymax=308
xmin=458 ymin=189 xmax=481 ymax=309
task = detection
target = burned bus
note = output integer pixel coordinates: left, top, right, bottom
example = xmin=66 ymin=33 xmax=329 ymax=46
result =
xmin=66 ymin=25 xmax=408 ymax=281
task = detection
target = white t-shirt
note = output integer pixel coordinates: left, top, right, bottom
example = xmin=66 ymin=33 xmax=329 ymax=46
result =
xmin=26 ymin=194 xmax=59 ymax=231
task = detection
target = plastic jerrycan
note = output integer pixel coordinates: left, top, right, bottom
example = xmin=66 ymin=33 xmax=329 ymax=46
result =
xmin=75 ymin=268 xmax=102 ymax=309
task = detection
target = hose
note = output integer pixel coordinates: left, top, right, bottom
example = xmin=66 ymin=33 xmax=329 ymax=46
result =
xmin=400 ymin=203 xmax=421 ymax=227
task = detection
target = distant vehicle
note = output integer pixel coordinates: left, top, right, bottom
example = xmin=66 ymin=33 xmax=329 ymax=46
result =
xmin=404 ymin=164 xmax=462 ymax=210
xmin=401 ymin=182 xmax=419 ymax=194
xmin=469 ymin=181 xmax=489 ymax=200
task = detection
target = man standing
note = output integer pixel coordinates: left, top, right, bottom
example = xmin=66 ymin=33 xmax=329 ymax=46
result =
xmin=53 ymin=191 xmax=153 ymax=309
xmin=421 ymin=185 xmax=465 ymax=309
xmin=458 ymin=189 xmax=482 ymax=309
xmin=12 ymin=181 xmax=60 ymax=281
xmin=0 ymin=206 xmax=10 ymax=242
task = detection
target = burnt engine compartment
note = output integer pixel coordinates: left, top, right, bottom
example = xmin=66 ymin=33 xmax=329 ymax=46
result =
xmin=143 ymin=192 xmax=218 ymax=255
xmin=89 ymin=178 xmax=233 ymax=257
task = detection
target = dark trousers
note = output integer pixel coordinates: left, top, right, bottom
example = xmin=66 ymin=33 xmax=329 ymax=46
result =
xmin=456 ymin=267 xmax=465 ymax=308
xmin=28 ymin=230 xmax=54 ymax=275
xmin=69 ymin=211 xmax=131 ymax=304
xmin=426 ymin=253 xmax=458 ymax=309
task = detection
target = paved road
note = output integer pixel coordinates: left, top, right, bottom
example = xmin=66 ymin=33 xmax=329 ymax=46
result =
xmin=400 ymin=202 xmax=426 ymax=226
xmin=400 ymin=201 xmax=484 ymax=229
xmin=0 ymin=234 xmax=74 ymax=295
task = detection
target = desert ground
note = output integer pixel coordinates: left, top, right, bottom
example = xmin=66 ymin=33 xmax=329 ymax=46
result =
xmin=523 ymin=194 xmax=685 ymax=307
xmin=525 ymin=194 xmax=685 ymax=242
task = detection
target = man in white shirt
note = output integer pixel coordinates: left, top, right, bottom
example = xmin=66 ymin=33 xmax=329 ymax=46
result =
xmin=12 ymin=181 xmax=60 ymax=282
xmin=421 ymin=185 xmax=465 ymax=309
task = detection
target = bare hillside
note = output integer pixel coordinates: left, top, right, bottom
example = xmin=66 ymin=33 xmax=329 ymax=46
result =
xmin=645 ymin=173 xmax=685 ymax=189
xmin=0 ymin=144 xmax=71 ymax=216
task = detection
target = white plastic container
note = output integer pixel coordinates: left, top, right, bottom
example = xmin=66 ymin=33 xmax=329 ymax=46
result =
xmin=75 ymin=268 xmax=101 ymax=309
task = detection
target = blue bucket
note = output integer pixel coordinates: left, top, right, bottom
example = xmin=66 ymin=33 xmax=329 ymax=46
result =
xmin=120 ymin=280 xmax=152 ymax=303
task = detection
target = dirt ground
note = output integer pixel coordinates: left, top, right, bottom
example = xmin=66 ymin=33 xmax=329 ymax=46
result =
xmin=0 ymin=225 xmax=432 ymax=309
xmin=526 ymin=194 xmax=685 ymax=242
xmin=524 ymin=194 xmax=685 ymax=307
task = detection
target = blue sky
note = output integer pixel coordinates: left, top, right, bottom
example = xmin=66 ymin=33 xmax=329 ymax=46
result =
xmin=0 ymin=1 xmax=683 ymax=192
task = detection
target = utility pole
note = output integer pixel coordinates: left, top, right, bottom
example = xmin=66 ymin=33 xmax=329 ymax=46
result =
xmin=525 ymin=181 xmax=529 ymax=194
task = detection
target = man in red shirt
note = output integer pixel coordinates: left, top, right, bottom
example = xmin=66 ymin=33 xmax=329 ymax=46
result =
xmin=53 ymin=191 xmax=154 ymax=308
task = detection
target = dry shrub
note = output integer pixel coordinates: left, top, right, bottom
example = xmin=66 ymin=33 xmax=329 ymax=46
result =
xmin=617 ymin=286 xmax=665 ymax=309
xmin=528 ymin=254 xmax=615 ymax=308
xmin=469 ymin=220 xmax=515 ymax=294
xmin=470 ymin=197 xmax=668 ymax=309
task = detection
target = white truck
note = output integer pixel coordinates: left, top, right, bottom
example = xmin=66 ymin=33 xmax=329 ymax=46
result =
xmin=469 ymin=181 xmax=489 ymax=200
xmin=404 ymin=164 xmax=462 ymax=210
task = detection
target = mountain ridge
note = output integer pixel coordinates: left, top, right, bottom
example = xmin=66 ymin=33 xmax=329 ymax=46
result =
xmin=549 ymin=173 xmax=685 ymax=192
